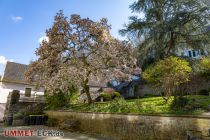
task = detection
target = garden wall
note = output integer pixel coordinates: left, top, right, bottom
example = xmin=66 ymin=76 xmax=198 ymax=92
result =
xmin=135 ymin=78 xmax=210 ymax=97
xmin=4 ymin=90 xmax=45 ymax=125
xmin=46 ymin=111 xmax=210 ymax=140
xmin=135 ymin=84 xmax=159 ymax=96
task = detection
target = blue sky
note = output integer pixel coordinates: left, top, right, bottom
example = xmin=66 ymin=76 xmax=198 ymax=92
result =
xmin=0 ymin=0 xmax=135 ymax=74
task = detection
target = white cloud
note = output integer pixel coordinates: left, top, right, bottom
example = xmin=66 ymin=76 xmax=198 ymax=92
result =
xmin=0 ymin=56 xmax=13 ymax=65
xmin=39 ymin=36 xmax=49 ymax=44
xmin=11 ymin=16 xmax=23 ymax=22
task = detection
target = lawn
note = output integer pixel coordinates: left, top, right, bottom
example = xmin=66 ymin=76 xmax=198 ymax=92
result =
xmin=61 ymin=95 xmax=210 ymax=115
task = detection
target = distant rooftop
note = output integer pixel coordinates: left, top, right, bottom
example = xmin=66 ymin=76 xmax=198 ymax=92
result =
xmin=1 ymin=61 xmax=28 ymax=84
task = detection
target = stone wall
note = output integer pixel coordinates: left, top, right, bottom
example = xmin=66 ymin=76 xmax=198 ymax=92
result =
xmin=46 ymin=111 xmax=210 ymax=140
xmin=4 ymin=90 xmax=45 ymax=125
xmin=135 ymin=84 xmax=160 ymax=97
xmin=4 ymin=90 xmax=21 ymax=118
xmin=135 ymin=78 xmax=210 ymax=97
xmin=184 ymin=77 xmax=210 ymax=94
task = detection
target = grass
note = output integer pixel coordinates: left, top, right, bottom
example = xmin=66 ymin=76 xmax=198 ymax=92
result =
xmin=59 ymin=95 xmax=210 ymax=115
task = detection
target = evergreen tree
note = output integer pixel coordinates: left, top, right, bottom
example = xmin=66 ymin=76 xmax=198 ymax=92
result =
xmin=120 ymin=0 xmax=210 ymax=67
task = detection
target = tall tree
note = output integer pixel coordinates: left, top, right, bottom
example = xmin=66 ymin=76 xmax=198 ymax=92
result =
xmin=25 ymin=11 xmax=136 ymax=104
xmin=120 ymin=0 xmax=210 ymax=67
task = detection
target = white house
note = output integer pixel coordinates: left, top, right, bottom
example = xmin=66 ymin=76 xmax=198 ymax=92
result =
xmin=176 ymin=24 xmax=210 ymax=59
xmin=176 ymin=48 xmax=204 ymax=59
xmin=0 ymin=61 xmax=44 ymax=103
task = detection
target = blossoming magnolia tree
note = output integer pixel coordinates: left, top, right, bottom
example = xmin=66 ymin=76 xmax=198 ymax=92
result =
xmin=25 ymin=11 xmax=136 ymax=104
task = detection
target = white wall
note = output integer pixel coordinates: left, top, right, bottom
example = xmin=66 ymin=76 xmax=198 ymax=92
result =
xmin=0 ymin=82 xmax=44 ymax=103
xmin=176 ymin=48 xmax=202 ymax=59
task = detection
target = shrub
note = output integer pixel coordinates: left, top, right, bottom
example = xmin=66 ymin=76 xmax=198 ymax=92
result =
xmin=185 ymin=99 xmax=202 ymax=111
xmin=70 ymin=91 xmax=80 ymax=104
xmin=45 ymin=92 xmax=69 ymax=109
xmin=171 ymin=97 xmax=189 ymax=109
xmin=171 ymin=97 xmax=202 ymax=111
xmin=100 ymin=92 xmax=112 ymax=101
xmin=113 ymin=92 xmax=121 ymax=98
xmin=100 ymin=91 xmax=121 ymax=101
xmin=45 ymin=85 xmax=79 ymax=108
xmin=200 ymin=57 xmax=210 ymax=78
xmin=143 ymin=56 xmax=192 ymax=101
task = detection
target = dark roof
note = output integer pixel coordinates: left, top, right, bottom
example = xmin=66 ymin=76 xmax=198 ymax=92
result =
xmin=1 ymin=61 xmax=28 ymax=84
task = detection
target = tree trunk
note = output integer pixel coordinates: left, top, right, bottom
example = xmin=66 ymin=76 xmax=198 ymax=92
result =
xmin=81 ymin=54 xmax=92 ymax=104
xmin=166 ymin=31 xmax=175 ymax=56
xmin=83 ymin=78 xmax=92 ymax=104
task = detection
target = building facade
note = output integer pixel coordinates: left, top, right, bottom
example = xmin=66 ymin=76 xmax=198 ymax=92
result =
xmin=0 ymin=62 xmax=44 ymax=103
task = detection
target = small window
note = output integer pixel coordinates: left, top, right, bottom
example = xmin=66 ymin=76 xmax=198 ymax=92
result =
xmin=25 ymin=88 xmax=32 ymax=97
xmin=201 ymin=51 xmax=204 ymax=55
xmin=188 ymin=51 xmax=192 ymax=57
xmin=192 ymin=50 xmax=196 ymax=57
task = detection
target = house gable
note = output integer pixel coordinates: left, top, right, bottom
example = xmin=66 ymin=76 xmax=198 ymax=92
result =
xmin=1 ymin=61 xmax=28 ymax=84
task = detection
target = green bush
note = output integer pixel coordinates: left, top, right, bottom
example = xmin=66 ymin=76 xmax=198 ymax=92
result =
xmin=100 ymin=91 xmax=121 ymax=101
xmin=45 ymin=92 xmax=69 ymax=109
xmin=70 ymin=91 xmax=79 ymax=104
xmin=171 ymin=97 xmax=189 ymax=109
xmin=199 ymin=57 xmax=210 ymax=78
xmin=100 ymin=92 xmax=112 ymax=101
xmin=184 ymin=100 xmax=202 ymax=111
xmin=113 ymin=92 xmax=121 ymax=98
xmin=45 ymin=85 xmax=79 ymax=108
xmin=143 ymin=56 xmax=192 ymax=101
xmin=171 ymin=97 xmax=202 ymax=111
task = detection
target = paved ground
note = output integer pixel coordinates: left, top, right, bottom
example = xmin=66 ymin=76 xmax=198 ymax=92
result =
xmin=0 ymin=126 xmax=112 ymax=140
